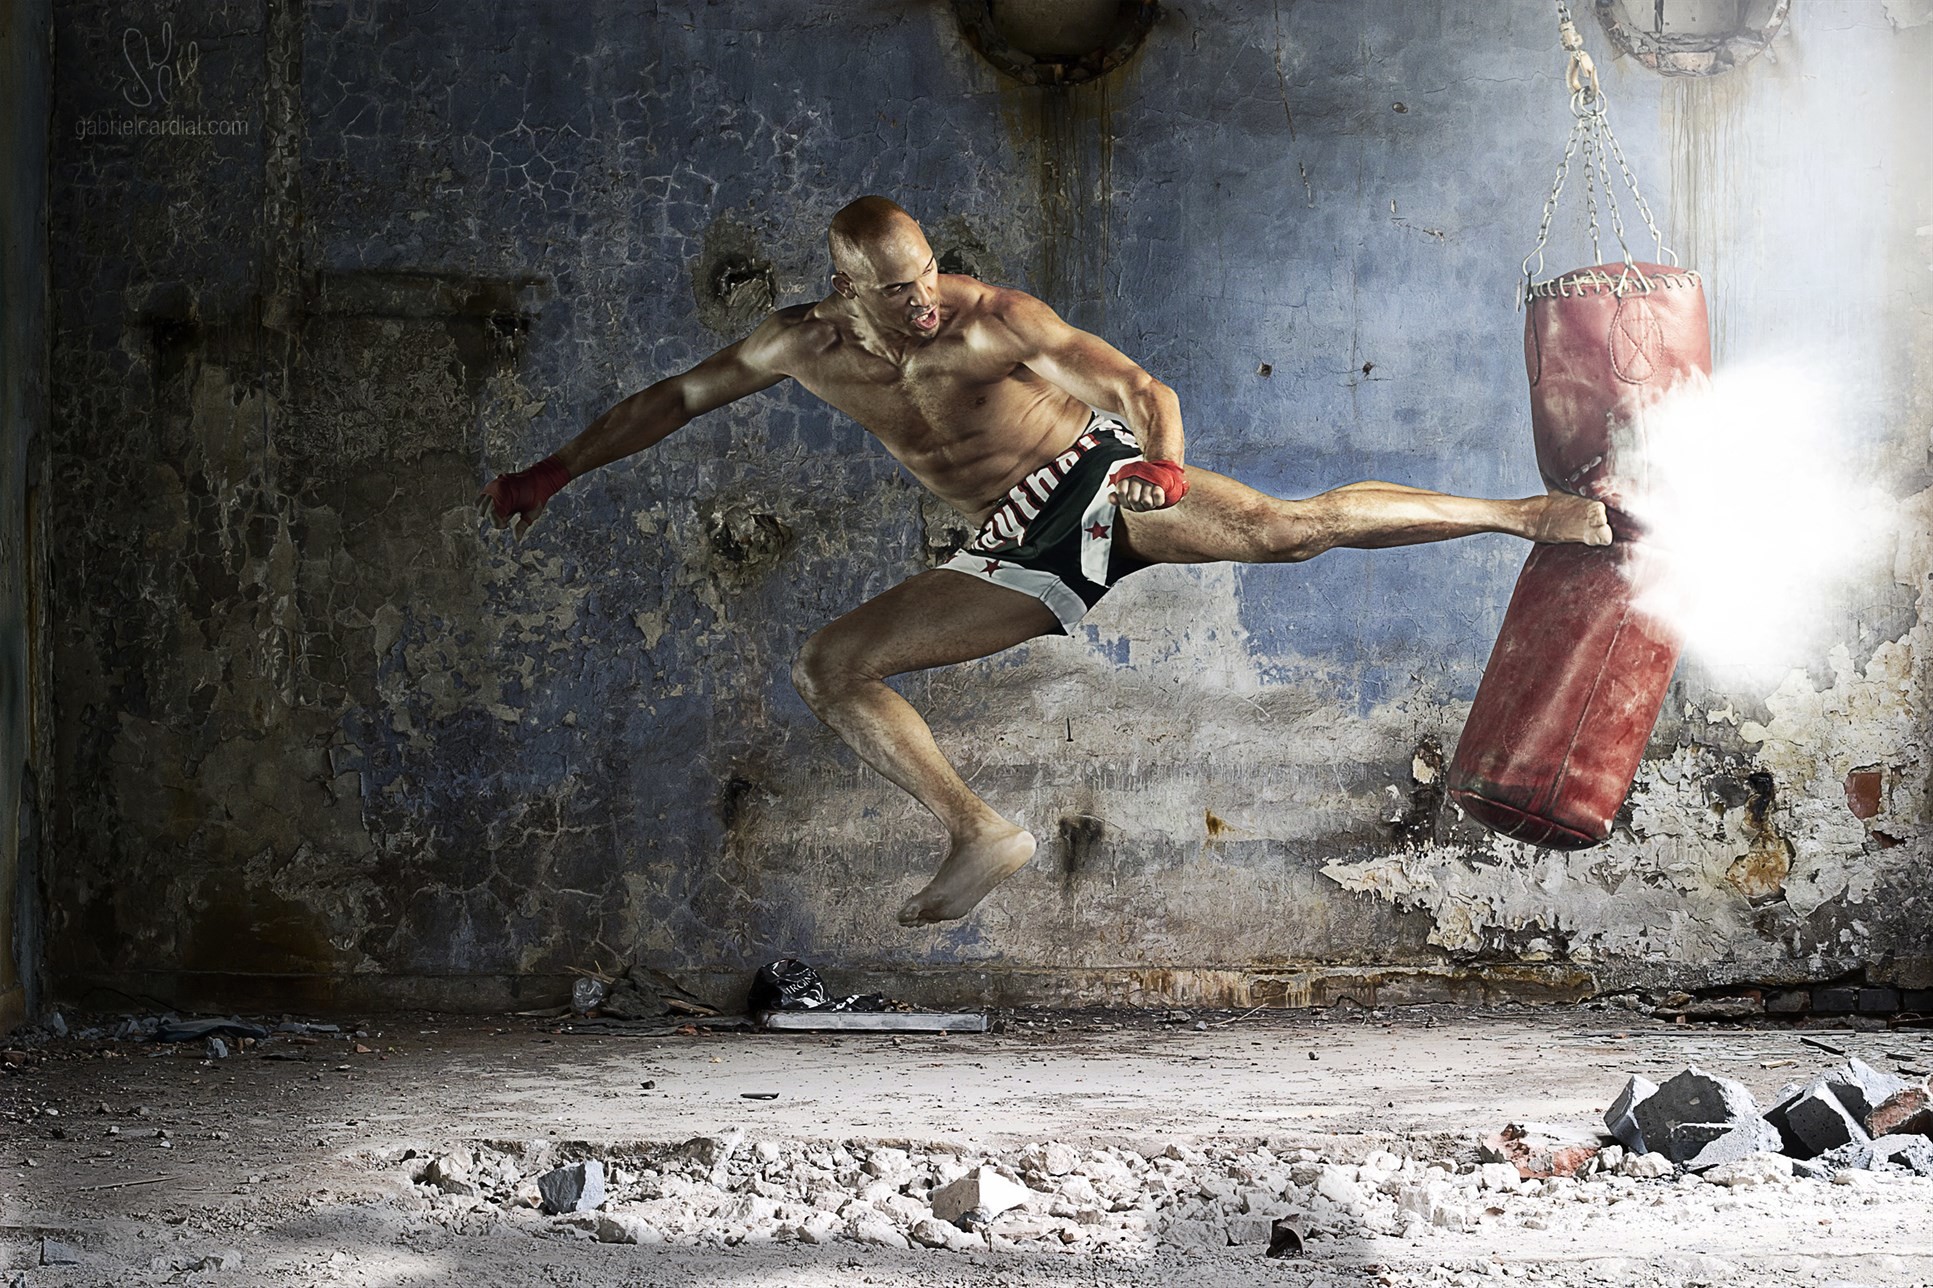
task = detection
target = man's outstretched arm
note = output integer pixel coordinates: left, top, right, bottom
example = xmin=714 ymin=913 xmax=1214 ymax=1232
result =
xmin=991 ymin=291 xmax=1187 ymax=511
xmin=480 ymin=315 xmax=791 ymax=536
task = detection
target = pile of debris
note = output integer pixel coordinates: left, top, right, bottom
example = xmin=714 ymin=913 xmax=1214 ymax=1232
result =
xmin=397 ymin=1115 xmax=1933 ymax=1257
xmin=1604 ymin=1058 xmax=1933 ymax=1179
xmin=404 ymin=1136 xmax=1550 ymax=1252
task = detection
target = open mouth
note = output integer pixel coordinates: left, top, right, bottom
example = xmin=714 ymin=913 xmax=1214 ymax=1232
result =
xmin=912 ymin=305 xmax=940 ymax=331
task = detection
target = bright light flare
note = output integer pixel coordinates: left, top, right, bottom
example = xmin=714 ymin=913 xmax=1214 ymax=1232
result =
xmin=1615 ymin=358 xmax=1895 ymax=673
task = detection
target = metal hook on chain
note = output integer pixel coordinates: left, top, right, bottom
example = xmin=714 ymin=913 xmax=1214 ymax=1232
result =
xmin=1557 ymin=1 xmax=1602 ymax=111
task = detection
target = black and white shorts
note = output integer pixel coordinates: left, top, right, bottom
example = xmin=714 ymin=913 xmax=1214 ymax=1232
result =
xmin=937 ymin=412 xmax=1151 ymax=633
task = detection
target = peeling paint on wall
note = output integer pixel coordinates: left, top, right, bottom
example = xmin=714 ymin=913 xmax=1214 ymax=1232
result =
xmin=1322 ymin=485 xmax=1933 ymax=989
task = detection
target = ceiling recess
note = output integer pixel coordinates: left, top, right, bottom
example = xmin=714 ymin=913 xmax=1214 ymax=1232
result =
xmin=953 ymin=0 xmax=1159 ymax=88
xmin=1595 ymin=0 xmax=1791 ymax=76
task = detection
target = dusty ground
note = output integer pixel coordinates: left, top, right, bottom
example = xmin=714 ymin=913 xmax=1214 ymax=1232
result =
xmin=3 ymin=1002 xmax=1931 ymax=1287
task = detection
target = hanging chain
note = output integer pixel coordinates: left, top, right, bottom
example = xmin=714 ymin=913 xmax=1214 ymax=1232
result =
xmin=1604 ymin=124 xmax=1676 ymax=268
xmin=1519 ymin=0 xmax=1679 ymax=306
xmin=1589 ymin=121 xmax=1624 ymax=261
xmin=1521 ymin=114 xmax=1584 ymax=298
xmin=1580 ymin=121 xmax=1603 ymax=266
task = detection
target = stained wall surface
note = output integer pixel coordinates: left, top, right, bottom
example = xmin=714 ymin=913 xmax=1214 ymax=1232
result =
xmin=1 ymin=0 xmax=50 ymax=1031
xmin=43 ymin=1 xmax=1933 ymax=1012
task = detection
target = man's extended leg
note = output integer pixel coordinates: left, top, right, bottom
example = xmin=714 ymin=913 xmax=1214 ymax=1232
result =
xmin=791 ymin=569 xmax=1062 ymax=926
xmin=1116 ymin=469 xmax=1611 ymax=564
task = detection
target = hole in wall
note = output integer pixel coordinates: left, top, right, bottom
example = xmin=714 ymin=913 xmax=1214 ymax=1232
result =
xmin=933 ymin=216 xmax=1002 ymax=283
xmin=1058 ymin=813 xmax=1106 ymax=877
xmin=1595 ymin=0 xmax=1791 ymax=76
xmin=702 ymin=505 xmax=793 ymax=576
xmin=952 ymin=0 xmax=1158 ymax=87
xmin=707 ymin=257 xmax=775 ymax=319
xmin=937 ymin=246 xmax=983 ymax=279
xmin=691 ymin=217 xmax=778 ymax=336
xmin=718 ymin=775 xmax=757 ymax=830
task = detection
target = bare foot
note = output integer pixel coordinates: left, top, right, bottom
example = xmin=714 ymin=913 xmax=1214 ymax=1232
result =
xmin=1529 ymin=490 xmax=1613 ymax=546
xmin=897 ymin=826 xmax=1037 ymax=926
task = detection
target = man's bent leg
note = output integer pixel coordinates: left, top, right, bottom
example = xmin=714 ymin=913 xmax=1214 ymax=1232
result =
xmin=791 ymin=569 xmax=1062 ymax=926
xmin=1115 ymin=468 xmax=1611 ymax=565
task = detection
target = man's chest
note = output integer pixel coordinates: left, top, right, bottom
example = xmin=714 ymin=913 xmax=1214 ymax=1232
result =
xmin=790 ymin=340 xmax=1018 ymax=428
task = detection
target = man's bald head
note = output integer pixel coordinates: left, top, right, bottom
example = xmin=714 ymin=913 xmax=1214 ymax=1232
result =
xmin=827 ymin=195 xmax=944 ymax=338
xmin=828 ymin=195 xmax=928 ymax=282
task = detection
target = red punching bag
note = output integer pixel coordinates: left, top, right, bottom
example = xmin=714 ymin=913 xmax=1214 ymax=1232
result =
xmin=1446 ymin=263 xmax=1710 ymax=848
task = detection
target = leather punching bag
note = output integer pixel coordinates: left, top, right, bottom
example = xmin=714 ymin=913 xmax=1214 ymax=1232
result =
xmin=1446 ymin=263 xmax=1709 ymax=849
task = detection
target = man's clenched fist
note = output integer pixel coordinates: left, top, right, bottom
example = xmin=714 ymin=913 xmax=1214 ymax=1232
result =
xmin=1111 ymin=459 xmax=1189 ymax=512
xmin=479 ymin=455 xmax=571 ymax=538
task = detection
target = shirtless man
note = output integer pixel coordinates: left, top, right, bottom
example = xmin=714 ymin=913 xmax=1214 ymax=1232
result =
xmin=482 ymin=196 xmax=1611 ymax=927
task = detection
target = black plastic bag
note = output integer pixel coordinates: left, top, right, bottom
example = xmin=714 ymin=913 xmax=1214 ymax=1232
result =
xmin=748 ymin=957 xmax=829 ymax=1012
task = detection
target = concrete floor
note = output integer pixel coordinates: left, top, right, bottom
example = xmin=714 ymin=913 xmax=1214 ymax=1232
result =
xmin=4 ymin=1003 xmax=1932 ymax=1286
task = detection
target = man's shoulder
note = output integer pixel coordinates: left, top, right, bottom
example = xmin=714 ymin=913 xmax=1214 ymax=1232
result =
xmin=744 ymin=300 xmax=841 ymax=366
xmin=948 ymin=277 xmax=1046 ymax=320
xmin=761 ymin=300 xmax=830 ymax=337
xmin=948 ymin=279 xmax=1056 ymax=351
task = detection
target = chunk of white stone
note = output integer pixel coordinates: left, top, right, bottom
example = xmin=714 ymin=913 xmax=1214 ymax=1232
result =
xmin=1041 ymin=1142 xmax=1079 ymax=1175
xmin=1478 ymin=1162 xmax=1522 ymax=1192
xmin=847 ymin=1215 xmax=909 ymax=1248
xmin=1619 ymin=1152 xmax=1674 ymax=1179
xmin=1315 ymin=1167 xmax=1367 ymax=1212
xmin=1700 ymin=1152 xmax=1793 ymax=1188
xmin=929 ymin=1166 xmax=1029 ymax=1224
xmin=910 ymin=1217 xmax=955 ymax=1247
xmin=593 ymin=1212 xmax=662 ymax=1245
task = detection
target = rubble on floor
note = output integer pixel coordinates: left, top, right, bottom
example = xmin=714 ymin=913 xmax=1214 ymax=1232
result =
xmin=1606 ymin=1057 xmax=1933 ymax=1181
xmin=8 ymin=1007 xmax=1933 ymax=1284
xmin=0 ymin=1009 xmax=379 ymax=1064
xmin=390 ymin=1111 xmax=1933 ymax=1258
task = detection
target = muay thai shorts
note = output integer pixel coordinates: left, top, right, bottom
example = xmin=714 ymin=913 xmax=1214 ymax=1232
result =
xmin=937 ymin=411 xmax=1152 ymax=633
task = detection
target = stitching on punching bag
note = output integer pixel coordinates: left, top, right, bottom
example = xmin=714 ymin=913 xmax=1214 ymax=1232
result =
xmin=1526 ymin=309 xmax=1543 ymax=388
xmin=1543 ymin=580 xmax=1635 ymax=831
xmin=1609 ymin=295 xmax=1660 ymax=385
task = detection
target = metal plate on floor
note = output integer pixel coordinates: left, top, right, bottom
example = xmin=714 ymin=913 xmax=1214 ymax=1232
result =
xmin=760 ymin=1011 xmax=989 ymax=1033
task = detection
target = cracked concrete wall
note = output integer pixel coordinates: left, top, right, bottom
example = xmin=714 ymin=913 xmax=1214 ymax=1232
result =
xmin=1 ymin=0 xmax=51 ymax=1032
xmin=41 ymin=0 xmax=1933 ymax=1013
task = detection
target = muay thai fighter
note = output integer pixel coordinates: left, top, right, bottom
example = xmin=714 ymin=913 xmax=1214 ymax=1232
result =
xmin=482 ymin=196 xmax=1611 ymax=927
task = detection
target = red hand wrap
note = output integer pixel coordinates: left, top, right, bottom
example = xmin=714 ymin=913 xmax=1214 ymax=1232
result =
xmin=1114 ymin=459 xmax=1189 ymax=506
xmin=488 ymin=455 xmax=571 ymax=521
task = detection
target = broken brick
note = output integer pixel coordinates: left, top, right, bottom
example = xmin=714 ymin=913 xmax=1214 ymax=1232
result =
xmin=1867 ymin=1084 xmax=1933 ymax=1138
xmin=1478 ymin=1122 xmax=1601 ymax=1178
xmin=1843 ymin=768 xmax=1882 ymax=819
